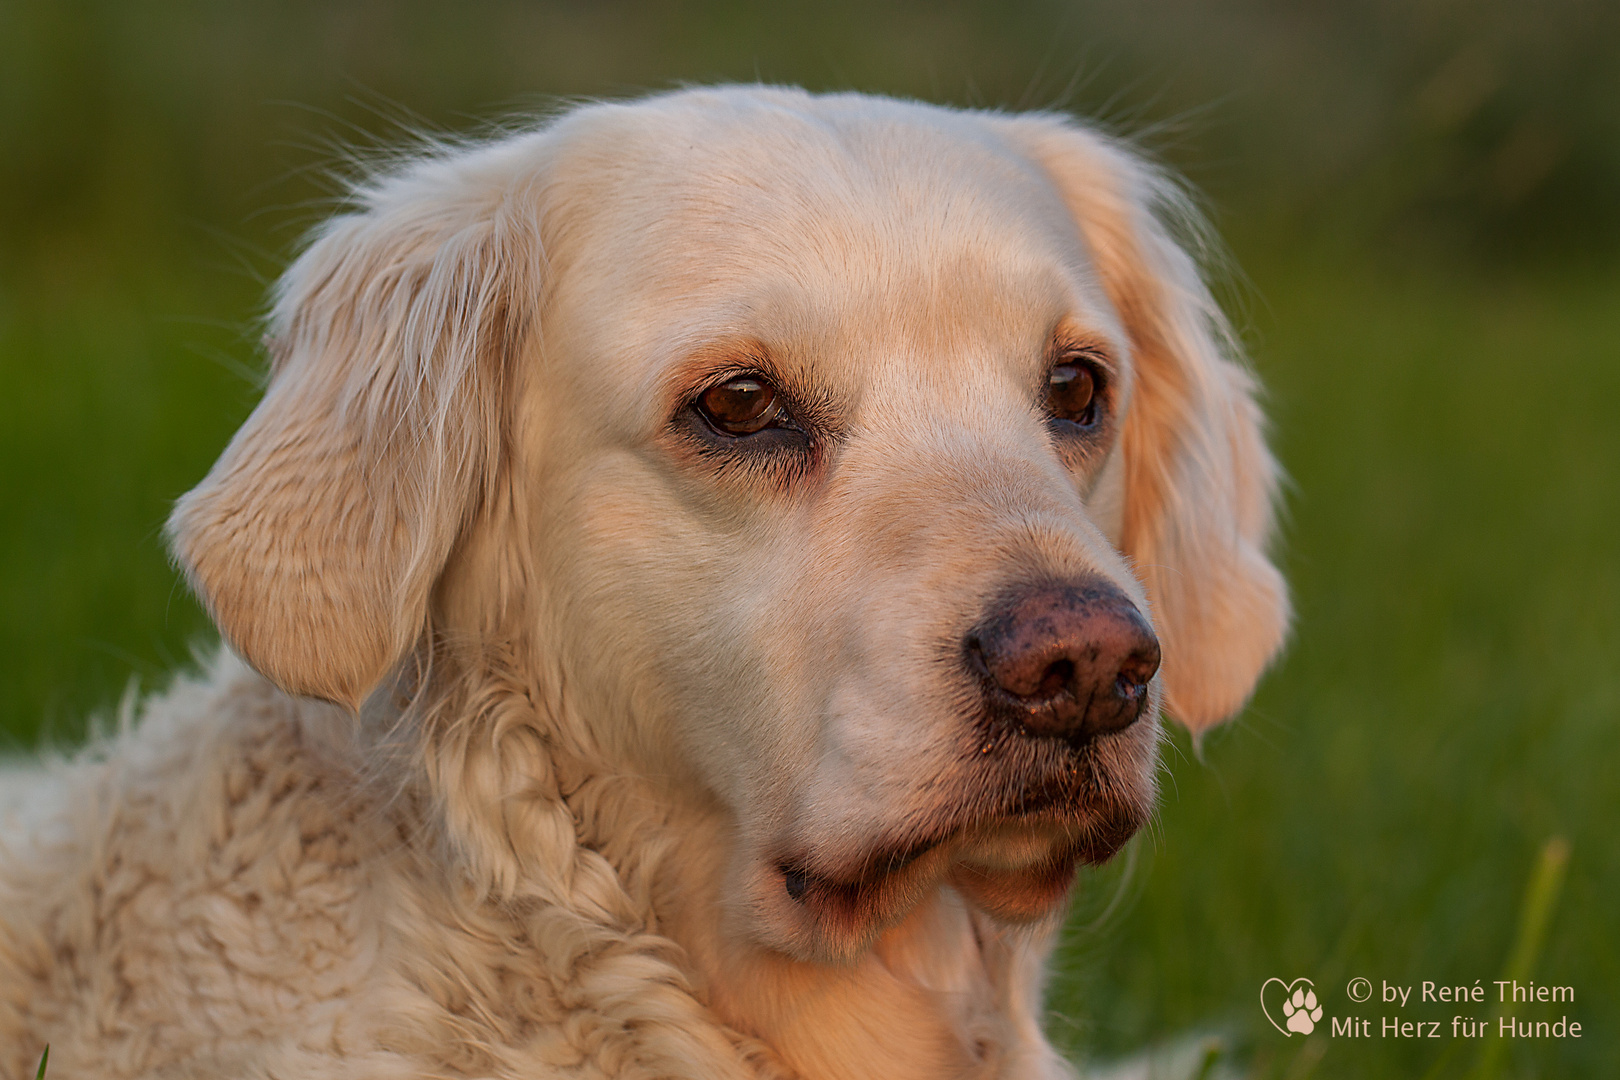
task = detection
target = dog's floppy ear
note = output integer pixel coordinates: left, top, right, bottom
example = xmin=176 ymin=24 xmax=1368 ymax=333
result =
xmin=1004 ymin=116 xmax=1289 ymax=732
xmin=169 ymin=145 xmax=541 ymax=709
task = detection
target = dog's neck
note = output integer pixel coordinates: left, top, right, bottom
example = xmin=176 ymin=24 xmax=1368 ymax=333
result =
xmin=400 ymin=655 xmax=1070 ymax=1080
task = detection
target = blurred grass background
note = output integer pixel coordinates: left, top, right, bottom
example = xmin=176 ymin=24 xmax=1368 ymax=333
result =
xmin=1 ymin=2 xmax=1615 ymax=1077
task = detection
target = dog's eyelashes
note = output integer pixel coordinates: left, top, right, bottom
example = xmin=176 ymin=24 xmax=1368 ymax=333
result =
xmin=1046 ymin=362 xmax=1098 ymax=426
xmin=697 ymin=376 xmax=784 ymax=435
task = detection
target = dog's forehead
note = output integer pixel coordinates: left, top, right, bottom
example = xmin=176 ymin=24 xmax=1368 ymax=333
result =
xmin=546 ymin=91 xmax=1123 ymax=401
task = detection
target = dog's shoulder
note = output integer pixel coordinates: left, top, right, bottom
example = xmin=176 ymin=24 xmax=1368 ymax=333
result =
xmin=0 ymin=655 xmax=398 ymax=1077
xmin=0 ymin=655 xmax=767 ymax=1078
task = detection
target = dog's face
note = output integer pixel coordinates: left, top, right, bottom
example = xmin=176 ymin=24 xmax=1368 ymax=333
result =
xmin=170 ymin=88 xmax=1288 ymax=963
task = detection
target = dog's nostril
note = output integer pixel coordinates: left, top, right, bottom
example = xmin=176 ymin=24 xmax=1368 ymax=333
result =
xmin=1036 ymin=658 xmax=1074 ymax=699
xmin=1117 ymin=650 xmax=1158 ymax=691
xmin=966 ymin=580 xmax=1160 ymax=741
xmin=783 ymin=867 xmax=809 ymax=902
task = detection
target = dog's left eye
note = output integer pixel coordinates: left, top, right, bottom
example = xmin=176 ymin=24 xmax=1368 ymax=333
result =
xmin=696 ymin=377 xmax=784 ymax=435
xmin=1046 ymin=361 xmax=1099 ymax=426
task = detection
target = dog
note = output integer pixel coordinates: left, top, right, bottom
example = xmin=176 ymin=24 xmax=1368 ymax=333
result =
xmin=0 ymin=86 xmax=1287 ymax=1079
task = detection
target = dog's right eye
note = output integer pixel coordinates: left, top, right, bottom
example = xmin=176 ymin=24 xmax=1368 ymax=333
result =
xmin=1046 ymin=362 xmax=1098 ymax=426
xmin=696 ymin=377 xmax=784 ymax=436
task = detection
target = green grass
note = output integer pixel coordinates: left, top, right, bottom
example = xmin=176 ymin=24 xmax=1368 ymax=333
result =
xmin=2 ymin=245 xmax=1616 ymax=1077
xmin=0 ymin=264 xmax=257 ymax=747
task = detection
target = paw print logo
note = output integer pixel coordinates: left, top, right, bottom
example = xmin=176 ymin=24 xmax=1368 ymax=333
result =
xmin=1283 ymin=986 xmax=1323 ymax=1034
xmin=1262 ymin=977 xmax=1324 ymax=1037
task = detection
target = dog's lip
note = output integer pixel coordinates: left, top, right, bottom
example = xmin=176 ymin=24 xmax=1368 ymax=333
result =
xmin=776 ymin=796 xmax=1109 ymax=897
xmin=768 ymin=730 xmax=1152 ymax=941
xmin=764 ymin=786 xmax=1145 ymax=954
xmin=778 ymin=834 xmax=945 ymax=895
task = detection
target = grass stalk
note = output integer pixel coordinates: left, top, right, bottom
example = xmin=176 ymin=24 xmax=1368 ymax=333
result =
xmin=1465 ymin=836 xmax=1571 ymax=1080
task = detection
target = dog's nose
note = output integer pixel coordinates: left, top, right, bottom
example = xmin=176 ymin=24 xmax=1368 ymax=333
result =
xmin=965 ymin=581 xmax=1160 ymax=741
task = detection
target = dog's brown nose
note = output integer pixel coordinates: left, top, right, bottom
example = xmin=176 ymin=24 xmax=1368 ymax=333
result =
xmin=966 ymin=581 xmax=1161 ymax=741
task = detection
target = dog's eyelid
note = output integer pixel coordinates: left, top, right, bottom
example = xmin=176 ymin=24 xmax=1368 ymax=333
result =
xmin=682 ymin=358 xmax=839 ymax=433
xmin=1050 ymin=341 xmax=1115 ymax=379
xmin=692 ymin=364 xmax=780 ymax=398
xmin=690 ymin=367 xmax=785 ymax=410
xmin=1046 ymin=313 xmax=1115 ymax=361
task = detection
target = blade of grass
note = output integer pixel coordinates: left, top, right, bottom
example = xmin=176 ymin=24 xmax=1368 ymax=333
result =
xmin=35 ymin=1045 xmax=48 ymax=1080
xmin=1466 ymin=836 xmax=1571 ymax=1080
xmin=1190 ymin=1037 xmax=1225 ymax=1080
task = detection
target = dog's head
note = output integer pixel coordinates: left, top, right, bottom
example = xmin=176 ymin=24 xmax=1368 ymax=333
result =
xmin=170 ymin=88 xmax=1287 ymax=962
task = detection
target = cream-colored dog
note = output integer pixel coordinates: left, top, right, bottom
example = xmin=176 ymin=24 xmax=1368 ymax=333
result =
xmin=0 ymin=86 xmax=1286 ymax=1079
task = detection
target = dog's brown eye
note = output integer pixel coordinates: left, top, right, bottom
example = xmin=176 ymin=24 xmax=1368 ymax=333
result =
xmin=1047 ymin=363 xmax=1097 ymax=424
xmin=697 ymin=377 xmax=782 ymax=435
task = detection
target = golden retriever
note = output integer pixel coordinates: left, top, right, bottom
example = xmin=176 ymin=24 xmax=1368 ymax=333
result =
xmin=0 ymin=86 xmax=1287 ymax=1079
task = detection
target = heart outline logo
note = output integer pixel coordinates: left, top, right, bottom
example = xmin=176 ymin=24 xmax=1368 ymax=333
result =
xmin=1260 ymin=976 xmax=1322 ymax=1036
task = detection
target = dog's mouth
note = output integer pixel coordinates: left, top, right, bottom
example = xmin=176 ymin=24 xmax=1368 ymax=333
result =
xmin=738 ymin=690 xmax=1160 ymax=963
xmin=770 ymin=774 xmax=1145 ymax=957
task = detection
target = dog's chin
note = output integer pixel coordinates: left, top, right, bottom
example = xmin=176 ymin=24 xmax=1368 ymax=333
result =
xmin=945 ymin=813 xmax=1138 ymax=922
xmin=742 ymin=802 xmax=1144 ymax=964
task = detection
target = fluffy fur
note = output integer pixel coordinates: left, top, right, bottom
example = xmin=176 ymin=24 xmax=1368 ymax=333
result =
xmin=0 ymin=86 xmax=1287 ymax=1079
